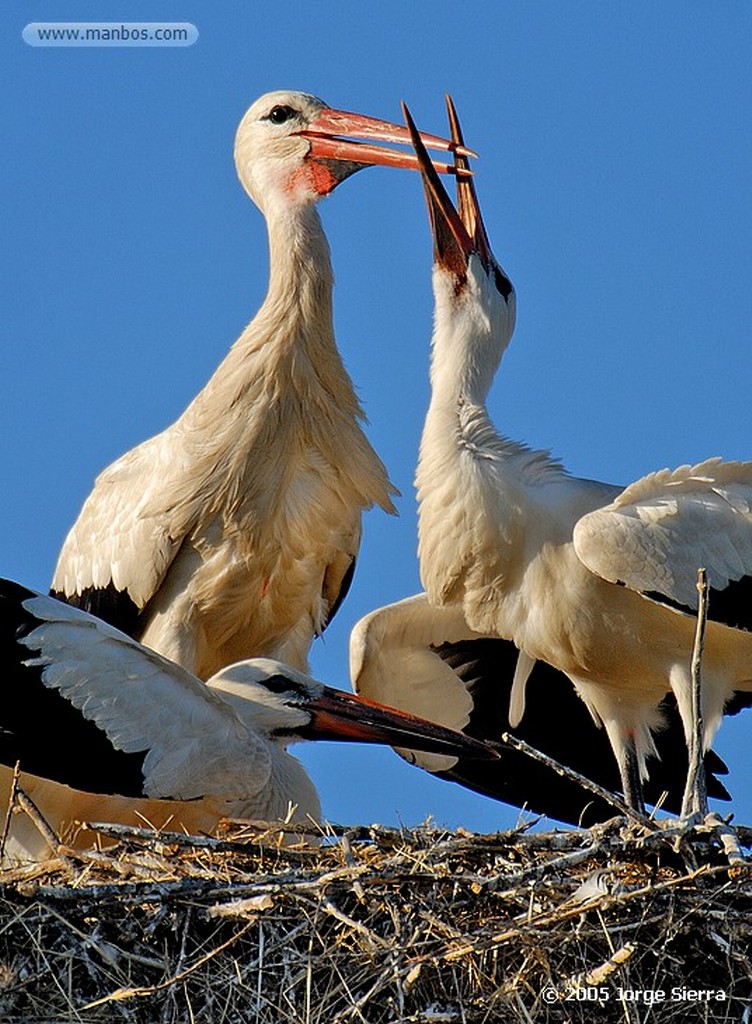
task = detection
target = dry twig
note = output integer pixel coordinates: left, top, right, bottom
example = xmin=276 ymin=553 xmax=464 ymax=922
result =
xmin=0 ymin=816 xmax=749 ymax=1022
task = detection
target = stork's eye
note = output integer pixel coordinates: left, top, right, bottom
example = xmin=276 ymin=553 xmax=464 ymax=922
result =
xmin=266 ymin=105 xmax=297 ymax=125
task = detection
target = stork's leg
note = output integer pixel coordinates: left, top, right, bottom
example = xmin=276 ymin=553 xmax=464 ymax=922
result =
xmin=619 ymin=742 xmax=646 ymax=816
xmin=671 ymin=667 xmax=709 ymax=820
xmin=680 ymin=649 xmax=708 ymax=819
xmin=571 ymin=679 xmax=647 ymax=815
xmin=680 ymin=569 xmax=710 ymax=820
xmin=681 ymin=729 xmax=708 ymax=819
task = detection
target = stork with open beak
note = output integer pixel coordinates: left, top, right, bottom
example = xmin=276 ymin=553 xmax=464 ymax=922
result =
xmin=0 ymin=578 xmax=496 ymax=863
xmin=353 ymin=99 xmax=749 ymax=822
xmin=51 ymin=91 xmax=471 ymax=681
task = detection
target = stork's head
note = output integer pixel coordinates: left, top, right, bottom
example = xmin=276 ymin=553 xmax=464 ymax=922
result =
xmin=208 ymin=657 xmax=498 ymax=759
xmin=404 ymin=97 xmax=516 ymax=396
xmin=234 ymin=90 xmax=474 ymax=214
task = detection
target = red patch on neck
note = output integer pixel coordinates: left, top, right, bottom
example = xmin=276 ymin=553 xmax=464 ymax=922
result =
xmin=286 ymin=159 xmax=339 ymax=199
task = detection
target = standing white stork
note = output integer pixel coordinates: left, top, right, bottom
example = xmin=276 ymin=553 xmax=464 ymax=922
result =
xmin=0 ymin=578 xmax=494 ymax=862
xmin=355 ymin=99 xmax=752 ymax=821
xmin=51 ymin=91 xmax=469 ymax=680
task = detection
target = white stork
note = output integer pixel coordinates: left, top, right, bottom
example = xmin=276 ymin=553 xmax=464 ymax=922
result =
xmin=0 ymin=578 xmax=494 ymax=862
xmin=51 ymin=91 xmax=469 ymax=681
xmin=354 ymin=99 xmax=751 ymax=821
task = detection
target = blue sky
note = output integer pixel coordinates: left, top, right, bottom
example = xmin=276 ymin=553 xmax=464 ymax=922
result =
xmin=3 ymin=3 xmax=752 ymax=832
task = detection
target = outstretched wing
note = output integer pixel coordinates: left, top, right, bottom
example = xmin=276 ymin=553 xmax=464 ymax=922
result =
xmin=574 ymin=458 xmax=752 ymax=629
xmin=0 ymin=579 xmax=271 ymax=801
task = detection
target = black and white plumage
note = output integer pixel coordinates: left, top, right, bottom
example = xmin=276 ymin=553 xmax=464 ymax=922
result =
xmin=51 ymin=91 xmax=469 ymax=680
xmin=354 ymin=98 xmax=751 ymax=821
xmin=351 ymin=596 xmax=733 ymax=826
xmin=0 ymin=578 xmax=495 ymax=861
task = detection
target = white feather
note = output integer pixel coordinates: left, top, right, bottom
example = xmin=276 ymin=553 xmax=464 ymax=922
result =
xmin=574 ymin=459 xmax=752 ymax=608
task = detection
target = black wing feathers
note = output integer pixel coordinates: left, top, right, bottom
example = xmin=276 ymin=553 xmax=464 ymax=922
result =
xmin=430 ymin=638 xmax=731 ymax=825
xmin=1 ymin=579 xmax=147 ymax=797
xmin=644 ymin=575 xmax=752 ymax=633
xmin=49 ymin=581 xmax=143 ymax=638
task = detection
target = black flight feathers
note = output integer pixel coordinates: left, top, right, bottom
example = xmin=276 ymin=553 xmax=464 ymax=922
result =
xmin=429 ymin=638 xmax=731 ymax=827
xmin=1 ymin=578 xmax=148 ymax=797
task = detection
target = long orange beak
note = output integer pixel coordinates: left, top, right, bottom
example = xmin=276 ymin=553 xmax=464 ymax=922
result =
xmin=301 ymin=684 xmax=498 ymax=760
xmin=402 ymin=99 xmax=481 ymax=276
xmin=298 ymin=105 xmax=477 ymax=176
xmin=403 ymin=94 xmax=504 ymax=282
xmin=444 ymin=96 xmax=493 ymax=266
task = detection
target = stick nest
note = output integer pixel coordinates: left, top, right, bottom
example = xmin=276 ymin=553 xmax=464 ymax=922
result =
xmin=1 ymin=815 xmax=751 ymax=1023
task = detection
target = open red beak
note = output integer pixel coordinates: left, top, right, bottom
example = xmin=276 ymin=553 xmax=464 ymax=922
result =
xmin=444 ymin=96 xmax=493 ymax=266
xmin=298 ymin=105 xmax=477 ymax=176
xmin=301 ymin=684 xmax=498 ymax=760
xmin=402 ymin=96 xmax=493 ymax=274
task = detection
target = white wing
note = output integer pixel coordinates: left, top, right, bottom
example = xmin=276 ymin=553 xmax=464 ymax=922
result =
xmin=19 ymin=593 xmax=272 ymax=800
xmin=573 ymin=458 xmax=752 ymax=611
xmin=351 ymin=594 xmax=486 ymax=772
xmin=51 ymin=433 xmax=192 ymax=609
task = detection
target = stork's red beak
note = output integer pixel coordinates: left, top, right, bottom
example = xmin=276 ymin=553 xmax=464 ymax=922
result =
xmin=402 ymin=97 xmax=492 ymax=274
xmin=301 ymin=684 xmax=498 ymax=760
xmin=444 ymin=96 xmax=493 ymax=266
xmin=298 ymin=105 xmax=477 ymax=176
